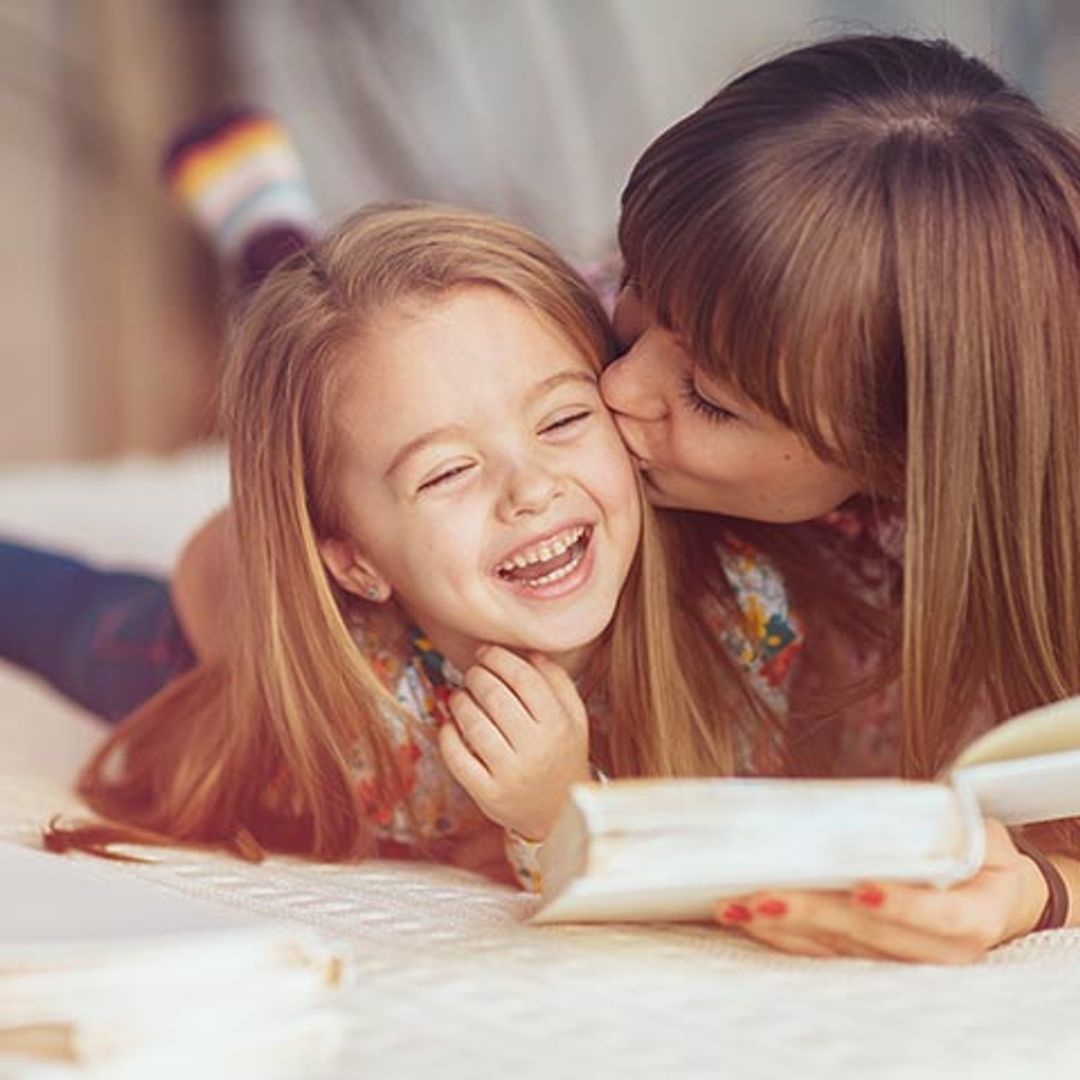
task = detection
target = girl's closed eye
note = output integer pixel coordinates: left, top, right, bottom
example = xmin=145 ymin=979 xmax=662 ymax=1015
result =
xmin=540 ymin=409 xmax=592 ymax=437
xmin=679 ymin=373 xmax=739 ymax=424
xmin=417 ymin=461 xmax=476 ymax=493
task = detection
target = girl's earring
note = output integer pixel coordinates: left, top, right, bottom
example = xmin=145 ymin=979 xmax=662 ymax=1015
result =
xmin=363 ymin=584 xmax=381 ymax=601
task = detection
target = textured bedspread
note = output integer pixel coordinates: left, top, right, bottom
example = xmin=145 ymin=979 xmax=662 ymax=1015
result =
xmin=2 ymin=450 xmax=1079 ymax=1079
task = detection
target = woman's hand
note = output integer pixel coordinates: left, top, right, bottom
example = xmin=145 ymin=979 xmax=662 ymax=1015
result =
xmin=713 ymin=818 xmax=1049 ymax=963
xmin=438 ymin=645 xmax=590 ymax=841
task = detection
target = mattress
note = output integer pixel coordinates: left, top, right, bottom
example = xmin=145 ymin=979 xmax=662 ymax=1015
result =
xmin=2 ymin=448 xmax=1079 ymax=1078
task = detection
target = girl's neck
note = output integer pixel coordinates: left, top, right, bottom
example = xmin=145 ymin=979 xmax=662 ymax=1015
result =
xmin=547 ymin=643 xmax=595 ymax=684
xmin=411 ymin=616 xmax=596 ymax=685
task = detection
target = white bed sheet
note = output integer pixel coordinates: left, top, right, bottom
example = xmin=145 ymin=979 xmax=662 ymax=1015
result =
xmin=2 ymin=449 xmax=1079 ymax=1079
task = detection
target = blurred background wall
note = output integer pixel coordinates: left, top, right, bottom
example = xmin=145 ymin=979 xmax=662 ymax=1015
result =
xmin=2 ymin=0 xmax=1079 ymax=463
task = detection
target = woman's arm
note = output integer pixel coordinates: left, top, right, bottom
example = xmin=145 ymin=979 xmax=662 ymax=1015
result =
xmin=170 ymin=507 xmax=235 ymax=660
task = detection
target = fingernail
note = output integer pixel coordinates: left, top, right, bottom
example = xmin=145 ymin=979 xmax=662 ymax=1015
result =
xmin=853 ymin=884 xmax=886 ymax=908
xmin=718 ymin=903 xmax=753 ymax=924
xmin=754 ymin=898 xmax=788 ymax=917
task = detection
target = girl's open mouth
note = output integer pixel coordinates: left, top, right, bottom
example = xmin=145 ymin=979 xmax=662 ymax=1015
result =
xmin=494 ymin=525 xmax=593 ymax=591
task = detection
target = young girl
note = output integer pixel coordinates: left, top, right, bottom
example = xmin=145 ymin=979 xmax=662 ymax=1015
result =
xmin=601 ymin=33 xmax=1080 ymax=958
xmin=5 ymin=203 xmax=796 ymax=886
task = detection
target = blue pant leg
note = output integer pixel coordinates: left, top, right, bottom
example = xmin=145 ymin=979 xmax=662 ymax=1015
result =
xmin=0 ymin=540 xmax=195 ymax=723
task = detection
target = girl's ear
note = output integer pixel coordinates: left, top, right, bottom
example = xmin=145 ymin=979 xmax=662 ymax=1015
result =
xmin=318 ymin=538 xmax=393 ymax=604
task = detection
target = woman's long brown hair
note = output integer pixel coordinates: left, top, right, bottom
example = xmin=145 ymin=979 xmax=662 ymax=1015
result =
xmin=48 ymin=204 xmax=770 ymax=863
xmin=621 ymin=35 xmax=1080 ymax=790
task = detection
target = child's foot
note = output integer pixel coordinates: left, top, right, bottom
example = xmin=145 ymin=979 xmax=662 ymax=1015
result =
xmin=162 ymin=107 xmax=318 ymax=290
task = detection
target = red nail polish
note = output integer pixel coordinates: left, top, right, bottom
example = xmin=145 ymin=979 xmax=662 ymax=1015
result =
xmin=719 ymin=903 xmax=753 ymax=924
xmin=854 ymin=884 xmax=886 ymax=908
xmin=755 ymin=898 xmax=788 ymax=917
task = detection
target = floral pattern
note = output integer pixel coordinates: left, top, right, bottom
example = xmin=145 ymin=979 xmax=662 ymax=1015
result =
xmin=711 ymin=533 xmax=803 ymax=715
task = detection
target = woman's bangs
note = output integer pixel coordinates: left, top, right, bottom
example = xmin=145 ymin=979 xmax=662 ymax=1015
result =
xmin=622 ymin=170 xmax=865 ymax=469
xmin=713 ymin=271 xmax=866 ymax=470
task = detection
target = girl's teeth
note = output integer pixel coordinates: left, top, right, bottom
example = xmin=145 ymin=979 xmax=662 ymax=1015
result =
xmin=498 ymin=526 xmax=587 ymax=574
xmin=521 ymin=548 xmax=584 ymax=587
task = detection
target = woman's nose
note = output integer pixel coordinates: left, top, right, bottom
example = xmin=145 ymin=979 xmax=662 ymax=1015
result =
xmin=600 ymin=340 xmax=669 ymax=422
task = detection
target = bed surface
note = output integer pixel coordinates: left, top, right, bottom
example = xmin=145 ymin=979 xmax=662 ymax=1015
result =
xmin=2 ymin=449 xmax=1079 ymax=1078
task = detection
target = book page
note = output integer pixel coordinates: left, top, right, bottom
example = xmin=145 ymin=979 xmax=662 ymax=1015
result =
xmin=951 ymin=694 xmax=1080 ymax=768
xmin=952 ymin=751 xmax=1080 ymax=825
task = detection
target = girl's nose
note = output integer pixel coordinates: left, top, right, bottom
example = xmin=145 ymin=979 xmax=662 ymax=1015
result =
xmin=600 ymin=340 xmax=669 ymax=422
xmin=496 ymin=459 xmax=562 ymax=520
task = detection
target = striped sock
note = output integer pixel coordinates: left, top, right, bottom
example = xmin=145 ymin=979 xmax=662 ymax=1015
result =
xmin=162 ymin=107 xmax=319 ymax=289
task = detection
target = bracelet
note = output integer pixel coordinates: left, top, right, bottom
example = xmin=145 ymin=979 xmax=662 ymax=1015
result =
xmin=1012 ymin=834 xmax=1070 ymax=932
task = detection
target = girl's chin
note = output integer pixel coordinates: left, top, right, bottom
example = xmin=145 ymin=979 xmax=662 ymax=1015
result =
xmin=509 ymin=617 xmax=613 ymax=660
xmin=520 ymin=636 xmax=599 ymax=658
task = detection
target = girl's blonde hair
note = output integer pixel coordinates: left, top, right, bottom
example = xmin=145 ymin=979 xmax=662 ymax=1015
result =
xmin=621 ymin=35 xmax=1080 ymax=778
xmin=50 ymin=204 xmax=759 ymax=862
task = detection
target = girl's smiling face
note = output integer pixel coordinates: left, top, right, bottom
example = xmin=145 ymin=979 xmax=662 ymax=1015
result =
xmin=600 ymin=286 xmax=861 ymax=522
xmin=322 ymin=286 xmax=641 ymax=673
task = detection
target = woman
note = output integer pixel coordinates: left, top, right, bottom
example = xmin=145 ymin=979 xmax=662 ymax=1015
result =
xmin=600 ymin=33 xmax=1080 ymax=959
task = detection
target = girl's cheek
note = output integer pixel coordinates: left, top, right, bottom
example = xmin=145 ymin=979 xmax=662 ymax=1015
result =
xmin=596 ymin=410 xmax=630 ymax=447
xmin=585 ymin=457 xmax=637 ymax=510
xmin=600 ymin=421 xmax=639 ymax=467
xmin=617 ymin=465 xmax=646 ymax=517
xmin=603 ymin=440 xmax=642 ymax=494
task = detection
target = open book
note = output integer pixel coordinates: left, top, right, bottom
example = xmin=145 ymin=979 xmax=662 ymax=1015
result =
xmin=534 ymin=694 xmax=1080 ymax=924
xmin=0 ymin=842 xmax=344 ymax=1076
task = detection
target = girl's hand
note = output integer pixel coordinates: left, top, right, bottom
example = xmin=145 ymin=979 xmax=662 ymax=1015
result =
xmin=713 ymin=818 xmax=1049 ymax=963
xmin=437 ymin=645 xmax=590 ymax=841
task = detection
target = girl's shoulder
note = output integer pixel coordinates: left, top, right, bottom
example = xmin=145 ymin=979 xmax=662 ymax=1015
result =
xmin=348 ymin=603 xmax=420 ymax=689
xmin=346 ymin=605 xmax=484 ymax=846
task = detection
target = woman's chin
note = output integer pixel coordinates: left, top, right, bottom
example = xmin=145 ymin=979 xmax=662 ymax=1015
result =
xmin=640 ymin=470 xmax=691 ymax=509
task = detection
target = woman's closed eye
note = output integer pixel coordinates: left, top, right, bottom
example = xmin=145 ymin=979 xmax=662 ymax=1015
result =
xmin=679 ymin=374 xmax=739 ymax=424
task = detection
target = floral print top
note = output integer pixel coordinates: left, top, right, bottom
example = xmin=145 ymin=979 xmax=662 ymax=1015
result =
xmin=346 ymin=536 xmax=804 ymax=892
